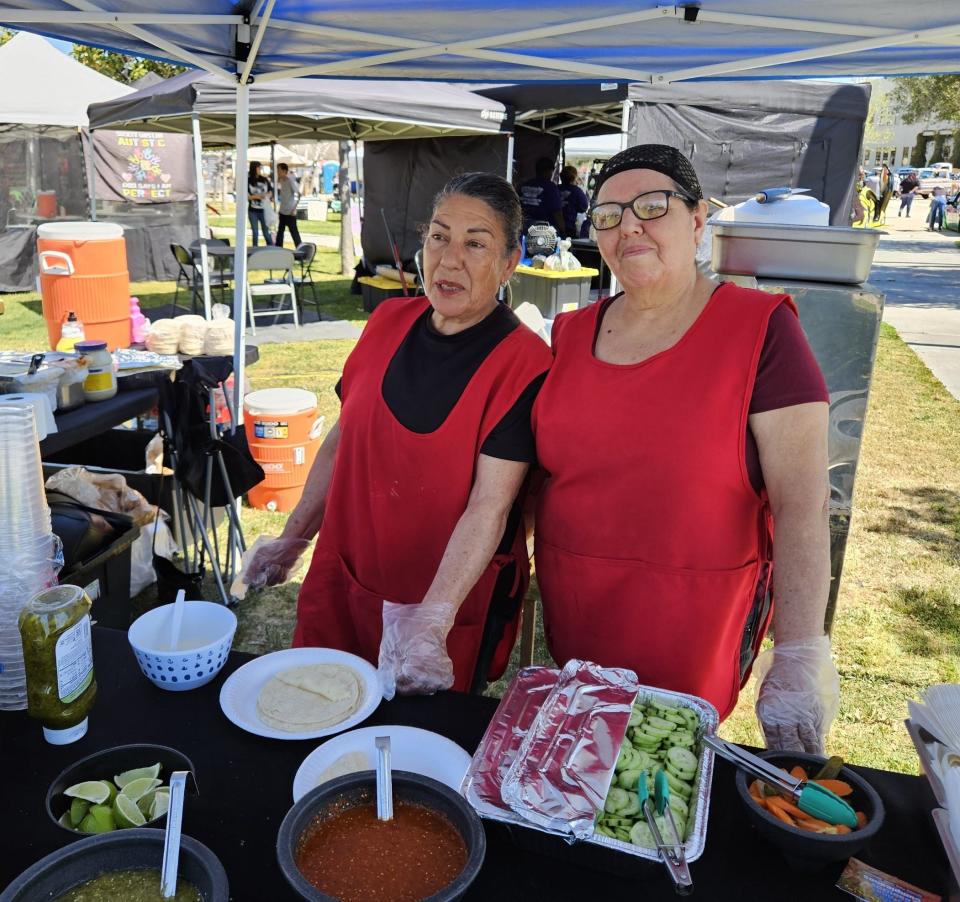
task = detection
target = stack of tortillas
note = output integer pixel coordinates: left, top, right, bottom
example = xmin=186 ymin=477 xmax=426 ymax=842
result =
xmin=257 ymin=663 xmax=363 ymax=732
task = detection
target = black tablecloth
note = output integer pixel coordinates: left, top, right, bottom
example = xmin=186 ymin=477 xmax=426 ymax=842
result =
xmin=39 ymin=388 xmax=160 ymax=456
xmin=2 ymin=628 xmax=950 ymax=900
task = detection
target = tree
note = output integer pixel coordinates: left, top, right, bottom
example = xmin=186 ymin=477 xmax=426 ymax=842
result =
xmin=71 ymin=44 xmax=185 ymax=84
xmin=891 ymin=76 xmax=960 ymax=125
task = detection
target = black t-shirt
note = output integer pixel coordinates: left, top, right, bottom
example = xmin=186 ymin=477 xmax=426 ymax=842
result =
xmin=336 ymin=303 xmax=545 ymax=462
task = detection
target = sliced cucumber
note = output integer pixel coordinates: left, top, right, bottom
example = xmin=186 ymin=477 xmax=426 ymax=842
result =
xmin=666 ymin=746 xmax=698 ymax=774
xmin=604 ymin=787 xmax=629 ymax=813
xmin=645 ymin=715 xmax=678 ymax=733
xmin=629 ymin=821 xmax=655 ymax=848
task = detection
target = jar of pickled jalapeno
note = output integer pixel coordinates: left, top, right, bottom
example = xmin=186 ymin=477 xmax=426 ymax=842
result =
xmin=19 ymin=585 xmax=97 ymax=744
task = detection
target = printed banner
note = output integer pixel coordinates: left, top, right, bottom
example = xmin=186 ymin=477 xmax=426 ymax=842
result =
xmin=93 ymin=130 xmax=195 ymax=203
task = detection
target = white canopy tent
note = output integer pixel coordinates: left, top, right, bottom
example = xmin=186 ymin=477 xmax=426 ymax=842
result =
xmin=4 ymin=0 xmax=960 ymax=416
xmin=0 ymin=31 xmax=131 ymax=130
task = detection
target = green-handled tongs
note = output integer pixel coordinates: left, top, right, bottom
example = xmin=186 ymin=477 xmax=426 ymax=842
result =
xmin=638 ymin=769 xmax=693 ymax=895
xmin=703 ymin=735 xmax=857 ymax=828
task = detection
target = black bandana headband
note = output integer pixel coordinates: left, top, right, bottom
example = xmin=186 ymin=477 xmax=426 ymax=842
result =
xmin=594 ymin=144 xmax=703 ymax=200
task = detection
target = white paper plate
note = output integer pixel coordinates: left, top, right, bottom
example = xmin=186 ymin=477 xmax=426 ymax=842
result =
xmin=219 ymin=647 xmax=382 ymax=740
xmin=292 ymin=725 xmax=472 ymax=802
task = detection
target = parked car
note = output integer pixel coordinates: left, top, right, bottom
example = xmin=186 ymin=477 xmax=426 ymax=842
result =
xmin=916 ymin=168 xmax=954 ymax=198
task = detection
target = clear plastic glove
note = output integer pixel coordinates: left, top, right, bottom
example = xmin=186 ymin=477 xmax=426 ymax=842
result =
xmin=379 ymin=601 xmax=457 ymax=700
xmin=754 ymin=635 xmax=840 ymax=755
xmin=230 ymin=535 xmax=310 ymax=599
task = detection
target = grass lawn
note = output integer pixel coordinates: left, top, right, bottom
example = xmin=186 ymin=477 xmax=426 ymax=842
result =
xmin=0 ymin=245 xmax=367 ymax=350
xmin=207 ymin=210 xmax=342 ymax=239
xmin=2 ymin=272 xmax=957 ymax=773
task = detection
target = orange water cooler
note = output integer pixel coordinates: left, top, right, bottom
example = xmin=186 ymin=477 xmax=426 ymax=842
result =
xmin=37 ymin=222 xmax=130 ymax=351
xmin=244 ymin=388 xmax=325 ymax=512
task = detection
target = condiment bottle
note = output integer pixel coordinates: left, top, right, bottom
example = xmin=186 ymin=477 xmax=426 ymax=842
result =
xmin=74 ymin=340 xmax=117 ymax=402
xmin=129 ymin=296 xmax=148 ymax=345
xmin=55 ymin=312 xmax=85 ymax=352
xmin=19 ymin=586 xmax=97 ymax=745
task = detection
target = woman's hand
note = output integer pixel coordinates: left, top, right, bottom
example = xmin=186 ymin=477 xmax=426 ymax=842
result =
xmin=378 ymin=600 xmax=457 ymax=698
xmin=751 ymin=400 xmax=837 ymax=752
xmin=754 ymin=636 xmax=840 ymax=754
xmin=233 ymin=535 xmax=311 ymax=597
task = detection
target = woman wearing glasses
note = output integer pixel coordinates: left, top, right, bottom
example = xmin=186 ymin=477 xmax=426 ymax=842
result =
xmin=532 ymin=145 xmax=838 ymax=753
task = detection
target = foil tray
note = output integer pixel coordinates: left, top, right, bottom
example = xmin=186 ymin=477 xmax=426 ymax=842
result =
xmin=463 ymin=672 xmax=719 ymax=865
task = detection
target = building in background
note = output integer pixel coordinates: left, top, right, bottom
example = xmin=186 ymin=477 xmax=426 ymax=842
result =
xmin=861 ymin=78 xmax=957 ymax=169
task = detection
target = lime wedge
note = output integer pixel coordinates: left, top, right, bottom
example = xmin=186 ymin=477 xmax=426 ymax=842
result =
xmin=69 ymin=797 xmax=90 ymax=827
xmin=58 ymin=812 xmax=73 ymax=829
xmin=79 ymin=804 xmax=116 ymax=833
xmin=150 ymin=789 xmax=170 ymax=821
xmin=137 ymin=790 xmax=156 ymax=816
xmin=114 ymin=793 xmax=147 ymax=829
xmin=114 ymin=763 xmax=161 ymax=789
xmin=63 ymin=781 xmax=112 ymax=804
xmin=120 ymin=777 xmax=162 ymax=802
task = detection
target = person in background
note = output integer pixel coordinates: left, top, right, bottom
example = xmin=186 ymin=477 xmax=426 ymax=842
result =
xmin=898 ymin=170 xmax=919 ymax=218
xmin=533 ymin=144 xmax=838 ymax=753
xmin=275 ymin=162 xmax=302 ymax=248
xmin=519 ymin=156 xmax=565 ymax=236
xmin=247 ymin=161 xmax=273 ymax=246
xmin=927 ymin=185 xmax=947 ymax=231
xmin=242 ymin=172 xmax=552 ymax=697
xmin=559 ymin=165 xmax=589 ymax=239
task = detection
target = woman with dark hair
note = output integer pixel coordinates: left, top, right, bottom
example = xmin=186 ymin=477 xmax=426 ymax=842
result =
xmin=533 ymin=145 xmax=840 ymax=753
xmin=246 ymin=160 xmax=273 ymax=246
xmin=244 ymin=172 xmax=552 ymax=695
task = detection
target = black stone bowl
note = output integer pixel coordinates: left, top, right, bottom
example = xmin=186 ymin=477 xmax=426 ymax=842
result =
xmin=0 ymin=829 xmax=227 ymax=902
xmin=46 ymin=743 xmax=196 ymax=836
xmin=734 ymin=750 xmax=885 ymax=870
xmin=277 ymin=770 xmax=486 ymax=901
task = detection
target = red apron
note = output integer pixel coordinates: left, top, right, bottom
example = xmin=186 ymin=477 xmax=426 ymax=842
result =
xmin=532 ymin=283 xmax=790 ymax=718
xmin=293 ymin=297 xmax=552 ymax=692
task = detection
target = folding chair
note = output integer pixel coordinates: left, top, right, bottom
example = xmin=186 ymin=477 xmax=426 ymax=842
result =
xmin=170 ymin=243 xmax=201 ymax=313
xmin=189 ymin=238 xmax=234 ymax=303
xmin=245 ymin=247 xmax=299 ymax=335
xmin=293 ymin=242 xmax=319 ymax=317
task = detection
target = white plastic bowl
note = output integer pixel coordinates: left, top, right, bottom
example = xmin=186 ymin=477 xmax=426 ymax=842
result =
xmin=128 ymin=601 xmax=237 ymax=692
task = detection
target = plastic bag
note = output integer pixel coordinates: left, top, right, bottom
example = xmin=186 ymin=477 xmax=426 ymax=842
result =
xmin=754 ymin=635 xmax=840 ymax=754
xmin=378 ymin=600 xmax=456 ymax=700
xmin=264 ymin=203 xmax=279 ymax=230
xmin=230 ymin=535 xmax=311 ymax=599
xmin=44 ymin=466 xmax=155 ymax=526
xmin=130 ymin=516 xmax=178 ymax=596
xmin=145 ymin=319 xmax=180 ymax=355
xmin=543 ymin=238 xmax=581 ymax=272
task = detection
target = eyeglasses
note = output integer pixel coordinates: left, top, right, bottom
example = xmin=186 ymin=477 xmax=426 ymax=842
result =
xmin=589 ymin=190 xmax=695 ymax=230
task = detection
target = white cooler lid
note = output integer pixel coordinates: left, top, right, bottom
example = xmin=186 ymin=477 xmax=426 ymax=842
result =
xmin=36 ymin=221 xmax=124 ymax=241
xmin=244 ymin=387 xmax=317 ymax=416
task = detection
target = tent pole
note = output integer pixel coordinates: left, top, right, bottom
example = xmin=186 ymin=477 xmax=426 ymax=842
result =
xmin=86 ymin=130 xmax=98 ymax=222
xmin=270 ymin=141 xmax=277 ymax=228
xmin=505 ymin=132 xmax=514 ymax=183
xmin=192 ymin=112 xmax=213 ymax=319
xmin=232 ymin=81 xmax=250 ymax=432
xmin=607 ymin=100 xmax=632 ymax=299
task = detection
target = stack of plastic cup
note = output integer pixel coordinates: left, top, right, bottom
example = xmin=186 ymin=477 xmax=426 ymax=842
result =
xmin=0 ymin=405 xmax=63 ymax=711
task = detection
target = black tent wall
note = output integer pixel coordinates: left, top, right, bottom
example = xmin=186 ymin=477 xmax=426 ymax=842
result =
xmin=361 ymin=135 xmax=508 ymax=267
xmin=627 ymin=81 xmax=871 ymax=227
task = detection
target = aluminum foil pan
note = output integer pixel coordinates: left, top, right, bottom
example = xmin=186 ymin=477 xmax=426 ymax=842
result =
xmin=462 ymin=666 xmax=559 ymax=829
xmin=501 ymin=659 xmax=639 ymax=839
xmin=586 ymin=684 xmax=719 ymax=864
xmin=465 ymin=669 xmax=718 ymax=865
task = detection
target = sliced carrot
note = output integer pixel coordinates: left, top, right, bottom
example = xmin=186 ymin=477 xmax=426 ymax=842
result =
xmin=812 ymin=779 xmax=853 ymax=797
xmin=789 ymin=765 xmax=807 ymax=781
xmin=748 ymin=780 xmax=764 ymax=801
xmin=855 ymin=811 xmax=868 ymax=829
xmin=794 ymin=815 xmax=833 ymax=831
xmin=794 ymin=819 xmax=826 ymax=833
xmin=753 ymin=796 xmax=770 ymax=811
xmin=768 ymin=796 xmax=808 ymax=820
xmin=765 ymin=798 xmax=798 ymax=826
xmin=834 ymin=824 xmax=852 ymax=834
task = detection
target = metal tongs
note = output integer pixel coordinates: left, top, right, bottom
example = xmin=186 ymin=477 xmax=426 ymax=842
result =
xmin=703 ymin=735 xmax=857 ymax=828
xmin=638 ymin=769 xmax=693 ymax=895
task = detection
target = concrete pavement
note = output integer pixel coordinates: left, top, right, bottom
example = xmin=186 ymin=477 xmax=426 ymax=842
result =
xmin=869 ymin=197 xmax=960 ymax=400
